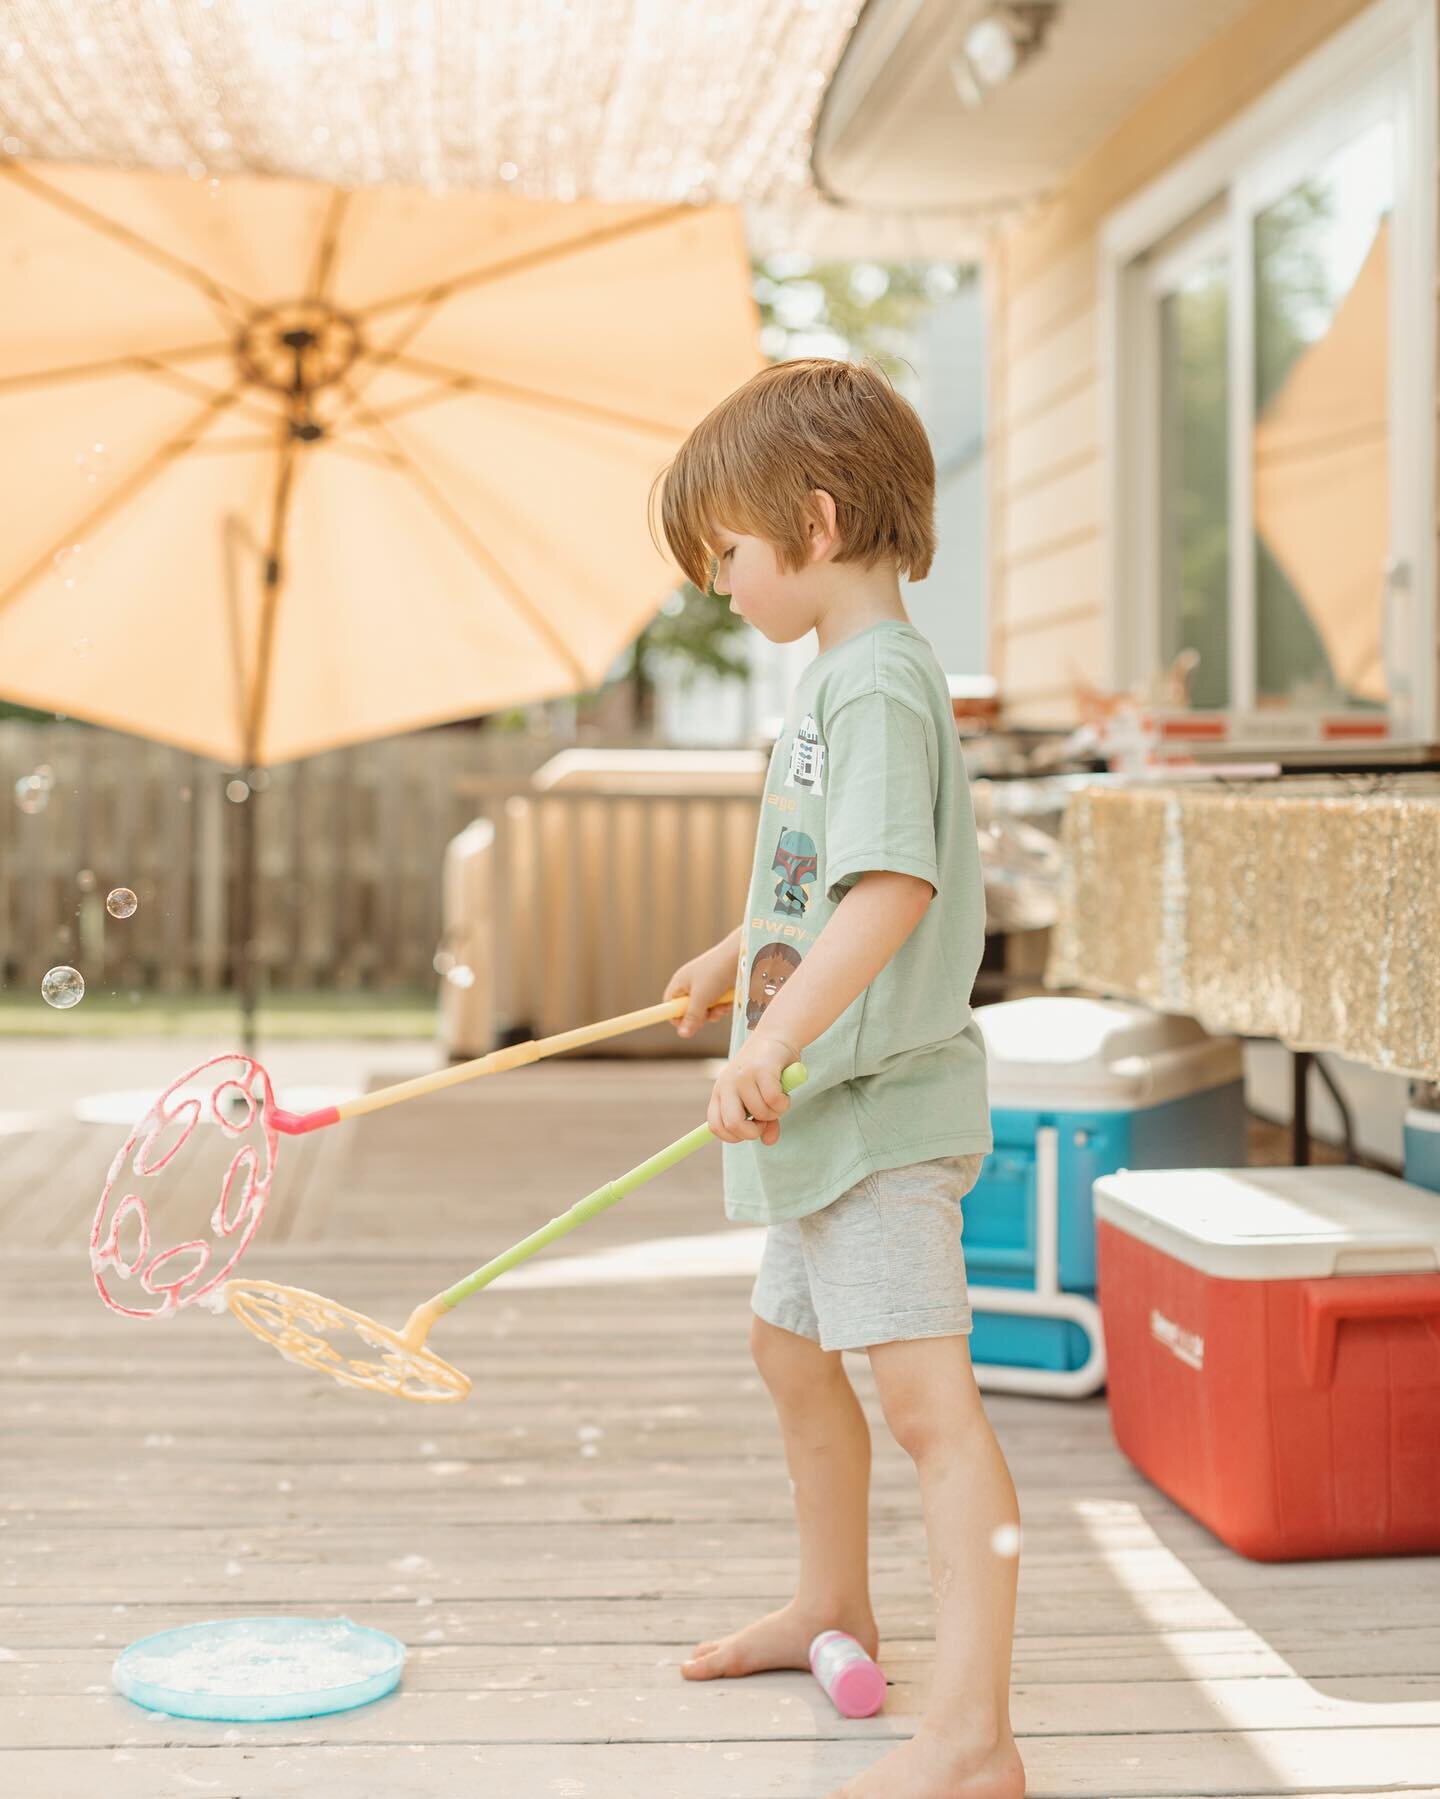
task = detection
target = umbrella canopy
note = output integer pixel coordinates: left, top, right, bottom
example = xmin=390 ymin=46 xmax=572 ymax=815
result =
xmin=0 ymin=161 xmax=763 ymax=763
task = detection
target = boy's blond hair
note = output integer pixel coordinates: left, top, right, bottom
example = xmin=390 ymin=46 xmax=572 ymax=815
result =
xmin=653 ymin=358 xmax=936 ymax=594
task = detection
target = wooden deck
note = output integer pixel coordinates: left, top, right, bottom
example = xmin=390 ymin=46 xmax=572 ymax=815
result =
xmin=1 ymin=1054 xmax=1438 ymax=1797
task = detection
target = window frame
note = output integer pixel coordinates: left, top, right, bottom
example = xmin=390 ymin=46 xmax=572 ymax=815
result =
xmin=1101 ymin=0 xmax=1437 ymax=750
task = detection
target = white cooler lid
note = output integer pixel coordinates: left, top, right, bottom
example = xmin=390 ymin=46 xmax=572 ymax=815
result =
xmin=1094 ymin=1166 xmax=1440 ymax=1280
xmin=976 ymin=997 xmax=1242 ymax=1111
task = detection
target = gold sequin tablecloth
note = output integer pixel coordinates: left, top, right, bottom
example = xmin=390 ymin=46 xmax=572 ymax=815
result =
xmin=1044 ymin=778 xmax=1440 ymax=1079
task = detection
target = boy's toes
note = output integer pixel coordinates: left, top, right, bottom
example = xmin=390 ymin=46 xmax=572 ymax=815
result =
xmin=680 ymin=1644 xmax=725 ymax=1680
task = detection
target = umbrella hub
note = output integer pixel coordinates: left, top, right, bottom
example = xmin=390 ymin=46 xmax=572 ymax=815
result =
xmin=236 ymin=301 xmax=363 ymax=415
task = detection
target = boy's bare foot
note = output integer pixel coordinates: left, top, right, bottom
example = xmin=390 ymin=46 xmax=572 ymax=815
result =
xmin=680 ymin=1599 xmax=878 ymax=1680
xmin=828 ymin=1726 xmax=1026 ymax=1798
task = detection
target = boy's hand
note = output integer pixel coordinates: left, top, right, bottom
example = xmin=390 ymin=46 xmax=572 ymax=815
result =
xmin=664 ymin=943 xmax=737 ymax=1038
xmin=707 ymin=1031 xmax=798 ymax=1146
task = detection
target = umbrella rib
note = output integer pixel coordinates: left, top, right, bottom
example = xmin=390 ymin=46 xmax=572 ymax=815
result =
xmin=307 ymin=189 xmax=350 ymax=302
xmin=336 ymin=379 xmax=590 ymax=686
xmin=323 ymin=285 xmax=456 ymax=435
xmin=329 ymin=204 xmax=691 ymax=436
xmin=0 ymin=161 xmax=256 ymax=328
xmin=135 ymin=363 xmax=280 ymax=427
xmin=0 ymin=386 xmax=245 ymax=621
xmin=189 ymin=434 xmax=299 ymax=455
xmin=355 ymin=203 xmax=692 ymax=322
xmin=0 ymin=343 xmax=230 ymax=394
xmin=361 ymin=352 xmax=687 ymax=441
xmin=320 ymin=438 xmax=407 ymax=472
xmin=243 ymin=434 xmax=302 ymax=763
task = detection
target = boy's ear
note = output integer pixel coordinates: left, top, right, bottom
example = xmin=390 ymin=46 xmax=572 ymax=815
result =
xmin=806 ymin=489 xmax=839 ymax=561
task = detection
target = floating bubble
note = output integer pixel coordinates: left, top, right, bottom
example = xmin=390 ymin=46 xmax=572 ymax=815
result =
xmin=76 ymin=868 xmax=96 ymax=892
xmin=13 ymin=774 xmax=49 ymax=815
xmin=53 ymin=543 xmax=86 ymax=588
xmin=106 ymin=887 xmax=138 ymax=919
xmin=225 ymin=779 xmax=250 ymax=804
xmin=41 ymin=966 xmax=85 ymax=1009
xmin=74 ymin=441 xmax=110 ymax=485
xmin=432 ymin=949 xmax=455 ymax=976
xmin=445 ymin=965 xmax=476 ymax=990
xmin=990 ymin=1522 xmax=1022 ymax=1559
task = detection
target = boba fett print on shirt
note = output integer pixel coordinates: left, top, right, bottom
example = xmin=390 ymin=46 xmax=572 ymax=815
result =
xmin=784 ymin=712 xmax=825 ymax=794
xmin=771 ymin=828 xmax=817 ymax=918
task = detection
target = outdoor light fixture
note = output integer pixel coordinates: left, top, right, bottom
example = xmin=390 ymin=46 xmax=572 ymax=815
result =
xmin=950 ymin=3 xmax=1060 ymax=107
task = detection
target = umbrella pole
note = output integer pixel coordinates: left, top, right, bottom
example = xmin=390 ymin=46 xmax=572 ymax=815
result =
xmin=234 ymin=766 xmax=259 ymax=1057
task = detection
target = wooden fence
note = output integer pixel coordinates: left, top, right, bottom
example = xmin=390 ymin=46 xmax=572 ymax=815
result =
xmin=1 ymin=725 xmax=763 ymax=1043
xmin=0 ymin=723 xmax=547 ymax=996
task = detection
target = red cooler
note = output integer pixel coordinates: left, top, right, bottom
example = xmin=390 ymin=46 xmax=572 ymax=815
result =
xmin=1093 ymin=1166 xmax=1440 ymax=1561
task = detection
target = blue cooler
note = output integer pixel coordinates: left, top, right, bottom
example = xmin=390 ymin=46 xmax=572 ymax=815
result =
xmin=965 ymin=998 xmax=1247 ymax=1397
xmin=1403 ymin=1108 xmax=1440 ymax=1194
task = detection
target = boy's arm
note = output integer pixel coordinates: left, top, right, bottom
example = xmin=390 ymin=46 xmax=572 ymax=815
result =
xmin=752 ymin=870 xmax=933 ymax=1057
xmin=708 ymin=869 xmax=933 ymax=1143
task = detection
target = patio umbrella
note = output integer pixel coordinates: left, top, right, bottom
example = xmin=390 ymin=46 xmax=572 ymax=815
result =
xmin=0 ymin=159 xmax=762 ymax=1035
xmin=0 ymin=160 xmax=762 ymax=761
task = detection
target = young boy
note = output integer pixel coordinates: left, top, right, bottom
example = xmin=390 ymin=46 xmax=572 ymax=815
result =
xmin=657 ymin=358 xmax=1026 ymax=1799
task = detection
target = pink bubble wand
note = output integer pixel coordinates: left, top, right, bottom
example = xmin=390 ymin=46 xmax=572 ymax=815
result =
xmin=89 ymin=993 xmax=732 ymax=1321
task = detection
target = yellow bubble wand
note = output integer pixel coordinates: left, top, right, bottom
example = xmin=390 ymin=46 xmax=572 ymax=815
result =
xmin=225 ymin=1062 xmax=809 ymax=1403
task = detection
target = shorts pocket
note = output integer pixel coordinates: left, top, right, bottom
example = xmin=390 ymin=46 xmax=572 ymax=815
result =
xmin=802 ymin=1179 xmax=884 ymax=1288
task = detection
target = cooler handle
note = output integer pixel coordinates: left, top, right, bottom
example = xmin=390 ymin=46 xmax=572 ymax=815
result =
xmin=1300 ymin=1274 xmax=1440 ymax=1389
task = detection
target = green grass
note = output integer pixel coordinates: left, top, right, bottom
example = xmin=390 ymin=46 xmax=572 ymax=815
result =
xmin=0 ymin=988 xmax=438 ymax=1039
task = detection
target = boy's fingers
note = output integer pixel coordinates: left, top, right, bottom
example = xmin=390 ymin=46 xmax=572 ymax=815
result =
xmin=741 ymin=1079 xmax=779 ymax=1123
xmin=757 ymin=1072 xmax=789 ymax=1114
xmin=722 ymin=1090 xmax=759 ymax=1139
xmin=679 ymin=999 xmax=710 ymax=1037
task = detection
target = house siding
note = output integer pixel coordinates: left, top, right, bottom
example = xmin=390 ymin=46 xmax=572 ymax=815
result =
xmin=985 ymin=0 xmax=1391 ymax=725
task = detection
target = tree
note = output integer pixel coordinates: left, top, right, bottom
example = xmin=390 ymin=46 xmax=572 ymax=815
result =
xmin=601 ymin=254 xmax=973 ymax=727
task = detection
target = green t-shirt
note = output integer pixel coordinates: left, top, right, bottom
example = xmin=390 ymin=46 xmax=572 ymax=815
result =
xmin=723 ymin=618 xmax=993 ymax=1224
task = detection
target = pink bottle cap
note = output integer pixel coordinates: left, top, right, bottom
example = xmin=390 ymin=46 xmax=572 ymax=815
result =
xmin=829 ymin=1653 xmax=887 ymax=1719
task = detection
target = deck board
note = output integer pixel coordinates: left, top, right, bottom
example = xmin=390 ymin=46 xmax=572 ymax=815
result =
xmin=1 ymin=1054 xmax=1436 ymax=1796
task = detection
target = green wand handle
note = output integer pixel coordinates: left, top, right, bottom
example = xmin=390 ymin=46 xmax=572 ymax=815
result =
xmin=435 ymin=1061 xmax=809 ymax=1311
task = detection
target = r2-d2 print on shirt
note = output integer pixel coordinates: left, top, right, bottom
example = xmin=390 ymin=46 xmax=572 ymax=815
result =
xmin=784 ymin=713 xmax=825 ymax=795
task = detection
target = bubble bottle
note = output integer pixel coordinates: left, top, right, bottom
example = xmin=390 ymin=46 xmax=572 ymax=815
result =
xmin=809 ymin=1629 xmax=887 ymax=1718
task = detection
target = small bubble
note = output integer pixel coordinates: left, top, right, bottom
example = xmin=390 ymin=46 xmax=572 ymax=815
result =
xmin=76 ymin=868 xmax=96 ymax=892
xmin=53 ymin=542 xmax=86 ymax=588
xmin=225 ymin=779 xmax=250 ymax=803
xmin=74 ymin=441 xmax=110 ymax=485
xmin=13 ymin=774 xmax=49 ymax=815
xmin=990 ymin=1522 xmax=1022 ymax=1558
xmin=41 ymin=966 xmax=84 ymax=1009
xmin=178 ymin=786 xmax=192 ymax=802
xmin=445 ymin=964 xmax=476 ymax=990
xmin=432 ymin=948 xmax=455 ymax=975
xmin=106 ymin=887 xmax=138 ymax=919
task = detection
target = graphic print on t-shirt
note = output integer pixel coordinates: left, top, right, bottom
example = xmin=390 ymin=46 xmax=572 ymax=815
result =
xmin=784 ymin=713 xmax=825 ymax=795
xmin=771 ymin=828 xmax=817 ymax=918
xmin=746 ymin=942 xmax=801 ymax=1029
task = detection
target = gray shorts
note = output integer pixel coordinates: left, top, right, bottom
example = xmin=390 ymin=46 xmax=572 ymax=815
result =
xmin=750 ymin=1153 xmax=986 ymax=1352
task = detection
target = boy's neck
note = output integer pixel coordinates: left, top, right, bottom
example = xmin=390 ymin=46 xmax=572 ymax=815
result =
xmin=813 ymin=576 xmax=911 ymax=657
